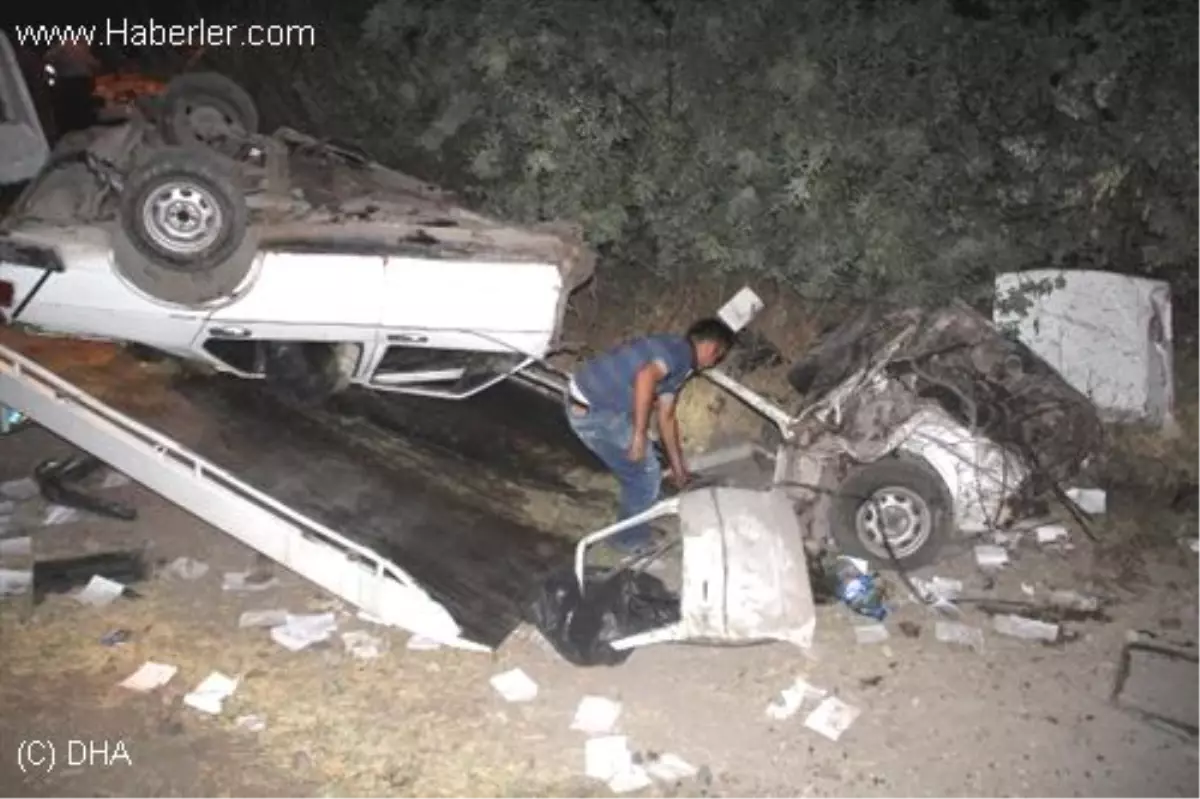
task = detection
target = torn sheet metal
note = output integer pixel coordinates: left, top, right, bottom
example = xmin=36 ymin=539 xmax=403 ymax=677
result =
xmin=994 ymin=269 xmax=1175 ymax=427
xmin=895 ymin=406 xmax=1029 ymax=535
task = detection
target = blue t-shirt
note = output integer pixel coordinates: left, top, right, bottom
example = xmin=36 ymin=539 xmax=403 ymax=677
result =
xmin=572 ymin=334 xmax=694 ymax=413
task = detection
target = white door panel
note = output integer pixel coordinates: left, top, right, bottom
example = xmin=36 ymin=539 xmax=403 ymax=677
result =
xmin=380 ymin=257 xmax=562 ymax=344
xmin=206 ymin=251 xmax=385 ymax=338
xmin=195 ymin=251 xmax=386 ymax=376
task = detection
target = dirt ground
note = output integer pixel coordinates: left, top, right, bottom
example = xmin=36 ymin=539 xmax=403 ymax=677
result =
xmin=1 ymin=347 xmax=1198 ymax=797
xmin=2 ymin=441 xmax=1197 ymax=799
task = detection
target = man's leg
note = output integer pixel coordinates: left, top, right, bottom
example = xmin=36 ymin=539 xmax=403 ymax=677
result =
xmin=603 ymin=415 xmax=662 ymax=550
xmin=565 ymin=403 xmax=662 ymax=552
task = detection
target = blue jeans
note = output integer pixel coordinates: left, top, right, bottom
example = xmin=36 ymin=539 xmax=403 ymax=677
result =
xmin=565 ymin=400 xmax=662 ymax=552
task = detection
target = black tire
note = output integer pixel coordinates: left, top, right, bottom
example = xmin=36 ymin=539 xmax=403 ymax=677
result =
xmin=157 ymin=72 xmax=259 ymax=153
xmin=113 ymin=145 xmax=256 ymax=307
xmin=828 ymin=454 xmax=954 ymax=571
xmin=261 ymin=342 xmax=345 ymax=406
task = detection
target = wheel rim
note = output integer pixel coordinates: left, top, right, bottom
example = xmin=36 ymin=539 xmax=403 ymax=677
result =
xmin=854 ymin=485 xmax=933 ymax=560
xmin=141 ymin=180 xmax=223 ymax=257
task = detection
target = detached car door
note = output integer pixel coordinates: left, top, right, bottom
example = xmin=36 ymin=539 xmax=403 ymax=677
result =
xmin=194 ymin=250 xmax=385 ymax=378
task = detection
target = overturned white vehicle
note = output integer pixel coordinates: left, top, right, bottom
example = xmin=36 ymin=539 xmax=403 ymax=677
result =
xmin=0 ymin=32 xmax=593 ymax=404
xmin=536 ymin=297 xmax=1104 ymax=666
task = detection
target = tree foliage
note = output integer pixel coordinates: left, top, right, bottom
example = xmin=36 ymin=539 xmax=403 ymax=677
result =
xmin=210 ymin=0 xmax=1198 ymax=307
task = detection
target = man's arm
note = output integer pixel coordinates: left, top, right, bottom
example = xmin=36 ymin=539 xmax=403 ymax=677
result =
xmin=628 ymin=360 xmax=667 ymax=461
xmin=656 ymin=393 xmax=688 ymax=487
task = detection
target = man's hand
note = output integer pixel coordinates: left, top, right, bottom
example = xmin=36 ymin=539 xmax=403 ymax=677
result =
xmin=627 ymin=432 xmax=647 ymax=463
xmin=668 ymin=465 xmax=691 ymax=491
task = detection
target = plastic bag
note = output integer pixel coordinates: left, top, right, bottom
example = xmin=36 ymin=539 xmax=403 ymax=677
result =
xmin=529 ymin=566 xmax=680 ymax=667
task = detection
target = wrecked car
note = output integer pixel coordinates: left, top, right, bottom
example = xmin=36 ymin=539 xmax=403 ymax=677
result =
xmin=538 ymin=296 xmax=1104 ymax=665
xmin=0 ymin=31 xmax=594 ymax=404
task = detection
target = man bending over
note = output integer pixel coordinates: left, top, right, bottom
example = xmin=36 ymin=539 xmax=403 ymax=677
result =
xmin=564 ymin=318 xmax=736 ymax=553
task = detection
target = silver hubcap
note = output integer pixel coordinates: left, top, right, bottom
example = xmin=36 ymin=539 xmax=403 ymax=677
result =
xmin=142 ymin=181 xmax=222 ymax=256
xmin=855 ymin=486 xmax=932 ymax=560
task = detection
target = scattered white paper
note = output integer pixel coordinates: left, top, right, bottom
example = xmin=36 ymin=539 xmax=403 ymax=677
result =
xmin=235 ymin=714 xmax=266 ymax=732
xmin=854 ymin=623 xmax=890 ymax=644
xmin=839 ymin=555 xmax=870 ymax=574
xmin=405 ymin=634 xmax=443 ymax=651
xmin=991 ymin=531 xmax=1022 ymax=548
xmin=766 ymin=676 xmax=828 ymax=721
xmin=222 ymin=571 xmax=278 ymax=592
xmin=608 ymin=765 xmax=653 ymax=793
xmin=0 ymin=478 xmax=38 ymax=501
xmin=165 ymin=556 xmax=209 ymax=581
xmin=342 ymin=630 xmax=386 ymax=659
xmin=0 ymin=568 xmax=32 ymax=596
xmin=1047 ymin=589 xmax=1102 ymax=612
xmin=43 ymin=505 xmax=81 ymax=526
xmin=1187 ymin=538 xmax=1199 ymax=554
xmin=74 ymin=575 xmax=125 ymax=606
xmin=183 ymin=671 xmax=238 ymax=715
xmin=803 ymin=696 xmax=861 ymax=741
xmin=100 ymin=470 xmax=131 ymax=489
xmin=974 ymin=544 xmax=1009 ymax=569
xmin=992 ymin=614 xmax=1060 ymax=643
xmin=645 ymin=753 xmax=698 ymax=782
xmin=0 ymin=535 xmax=31 ymax=558
xmin=914 ymin=576 xmax=963 ymax=603
xmin=356 ymin=609 xmax=387 ymax=625
xmin=584 ymin=736 xmax=633 ymax=781
xmin=1065 ymin=487 xmax=1106 ymax=515
xmin=490 ymin=668 xmax=538 ymax=702
xmin=716 ymin=286 xmax=764 ymax=333
xmin=1035 ymin=524 xmax=1070 ymax=545
xmin=238 ymin=609 xmax=290 ymax=629
xmin=1020 ymin=583 xmax=1036 ymax=596
xmin=570 ymin=696 xmax=622 ymax=735
xmin=120 ymin=661 xmax=178 ymax=692
xmin=270 ymin=612 xmax=337 ymax=651
xmin=935 ymin=620 xmax=985 ymax=652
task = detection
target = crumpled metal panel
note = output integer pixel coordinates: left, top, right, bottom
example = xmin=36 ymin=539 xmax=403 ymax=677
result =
xmin=676 ymin=487 xmax=815 ymax=648
xmin=994 ymin=269 xmax=1175 ymax=427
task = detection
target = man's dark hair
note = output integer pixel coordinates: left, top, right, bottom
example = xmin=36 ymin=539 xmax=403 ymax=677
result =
xmin=686 ymin=317 xmax=737 ymax=350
